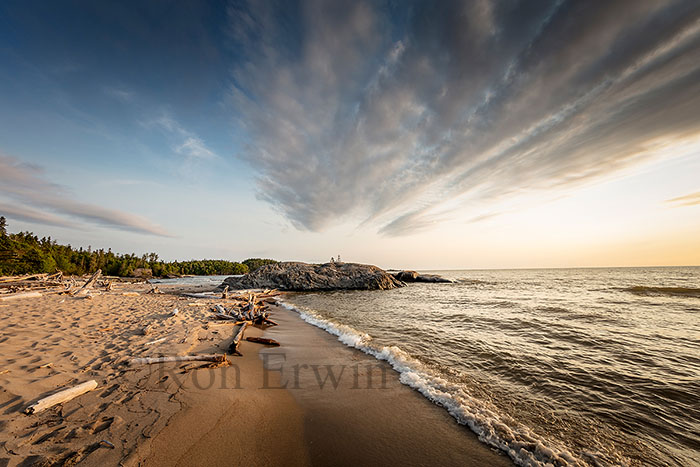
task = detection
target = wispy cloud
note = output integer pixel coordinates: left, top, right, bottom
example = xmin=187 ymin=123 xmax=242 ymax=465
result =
xmin=666 ymin=191 xmax=700 ymax=207
xmin=0 ymin=201 xmax=76 ymax=229
xmin=0 ymin=155 xmax=172 ymax=236
xmin=228 ymin=1 xmax=700 ymax=235
xmin=150 ymin=114 xmax=219 ymax=161
xmin=103 ymin=86 xmax=134 ymax=102
xmin=176 ymin=136 xmax=218 ymax=160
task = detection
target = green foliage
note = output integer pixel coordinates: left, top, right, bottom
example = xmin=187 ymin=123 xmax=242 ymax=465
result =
xmin=242 ymin=258 xmax=278 ymax=272
xmin=0 ymin=221 xmax=263 ymax=278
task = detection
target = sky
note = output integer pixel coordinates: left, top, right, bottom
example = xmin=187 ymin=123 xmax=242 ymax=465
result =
xmin=1 ymin=0 xmax=699 ymax=270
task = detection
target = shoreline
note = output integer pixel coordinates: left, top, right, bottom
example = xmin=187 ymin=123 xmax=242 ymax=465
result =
xmin=0 ymin=285 xmax=510 ymax=466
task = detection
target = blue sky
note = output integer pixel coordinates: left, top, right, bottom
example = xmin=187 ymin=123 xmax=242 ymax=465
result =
xmin=1 ymin=1 xmax=699 ymax=269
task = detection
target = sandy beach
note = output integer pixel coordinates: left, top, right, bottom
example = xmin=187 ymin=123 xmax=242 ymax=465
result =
xmin=0 ymin=283 xmax=510 ymax=466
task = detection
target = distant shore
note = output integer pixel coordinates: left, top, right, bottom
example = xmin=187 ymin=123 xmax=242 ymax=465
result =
xmin=0 ymin=280 xmax=510 ymax=466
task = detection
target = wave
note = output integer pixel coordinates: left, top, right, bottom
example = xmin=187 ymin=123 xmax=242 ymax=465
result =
xmin=623 ymin=286 xmax=700 ymax=298
xmin=278 ymin=300 xmax=594 ymax=467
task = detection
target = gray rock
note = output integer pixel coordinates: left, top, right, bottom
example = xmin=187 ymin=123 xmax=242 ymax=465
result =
xmin=219 ymin=262 xmax=405 ymax=291
xmin=395 ymin=270 xmax=420 ymax=281
xmin=393 ymin=270 xmax=452 ymax=283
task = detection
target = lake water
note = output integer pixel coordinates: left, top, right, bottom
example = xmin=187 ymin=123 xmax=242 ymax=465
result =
xmin=281 ymin=267 xmax=700 ymax=466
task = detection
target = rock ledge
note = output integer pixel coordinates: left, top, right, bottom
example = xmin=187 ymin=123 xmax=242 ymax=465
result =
xmin=219 ymin=262 xmax=405 ymax=291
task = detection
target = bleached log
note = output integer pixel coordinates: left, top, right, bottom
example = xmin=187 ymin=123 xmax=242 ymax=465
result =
xmin=221 ymin=285 xmax=229 ymax=299
xmin=72 ymin=269 xmax=101 ymax=296
xmin=25 ymin=380 xmax=98 ymax=414
xmin=46 ymin=272 xmax=63 ymax=282
xmin=0 ymin=291 xmax=42 ymax=301
xmin=121 ymin=292 xmax=140 ymax=296
xmin=182 ymin=292 xmax=218 ymax=299
xmin=228 ymin=322 xmax=248 ymax=355
xmin=0 ymin=273 xmax=48 ymax=283
xmin=145 ymin=337 xmax=167 ymax=346
xmin=130 ymin=354 xmax=227 ymax=365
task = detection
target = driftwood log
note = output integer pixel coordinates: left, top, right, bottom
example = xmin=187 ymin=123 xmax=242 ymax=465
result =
xmin=245 ymin=337 xmax=280 ymax=346
xmin=130 ymin=354 xmax=227 ymax=365
xmin=0 ymin=273 xmax=48 ymax=283
xmin=72 ymin=269 xmax=101 ymax=296
xmin=228 ymin=322 xmax=248 ymax=355
xmin=25 ymin=380 xmax=98 ymax=414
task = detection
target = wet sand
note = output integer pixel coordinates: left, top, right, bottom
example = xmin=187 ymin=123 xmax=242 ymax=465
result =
xmin=145 ymin=306 xmax=511 ymax=466
xmin=0 ymin=285 xmax=510 ymax=466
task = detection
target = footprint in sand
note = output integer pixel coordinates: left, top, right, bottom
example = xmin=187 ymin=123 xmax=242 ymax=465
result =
xmin=99 ymin=384 xmax=120 ymax=399
xmin=87 ymin=416 xmax=114 ymax=434
xmin=31 ymin=426 xmax=66 ymax=445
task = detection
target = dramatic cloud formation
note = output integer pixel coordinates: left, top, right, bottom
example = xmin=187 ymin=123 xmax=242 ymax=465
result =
xmin=0 ymin=155 xmax=172 ymax=236
xmin=228 ymin=0 xmax=700 ymax=235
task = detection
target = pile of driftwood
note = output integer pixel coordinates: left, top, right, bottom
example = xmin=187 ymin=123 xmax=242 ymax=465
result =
xmin=0 ymin=270 xmax=149 ymax=301
xmin=209 ymin=290 xmax=281 ymax=355
xmin=211 ymin=290 xmax=279 ymax=325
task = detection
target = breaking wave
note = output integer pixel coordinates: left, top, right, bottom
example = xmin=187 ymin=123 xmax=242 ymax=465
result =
xmin=278 ymin=300 xmax=591 ymax=467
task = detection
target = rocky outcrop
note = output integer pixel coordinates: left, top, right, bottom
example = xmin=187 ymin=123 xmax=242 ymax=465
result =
xmin=395 ymin=270 xmax=419 ymax=282
xmin=392 ymin=270 xmax=452 ymax=283
xmin=218 ymin=262 xmax=405 ymax=291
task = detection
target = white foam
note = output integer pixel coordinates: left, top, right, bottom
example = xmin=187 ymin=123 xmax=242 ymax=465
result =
xmin=279 ymin=299 xmax=587 ymax=467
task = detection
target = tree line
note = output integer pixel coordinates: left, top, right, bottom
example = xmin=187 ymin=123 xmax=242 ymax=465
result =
xmin=0 ymin=217 xmax=277 ymax=277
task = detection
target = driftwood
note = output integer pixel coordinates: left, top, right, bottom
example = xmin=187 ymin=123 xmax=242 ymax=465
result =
xmin=130 ymin=354 xmax=227 ymax=365
xmin=0 ymin=291 xmax=43 ymax=301
xmin=221 ymin=285 xmax=229 ymax=299
xmin=228 ymin=322 xmax=248 ymax=355
xmin=145 ymin=337 xmax=167 ymax=346
xmin=213 ymin=312 xmax=239 ymax=321
xmin=0 ymin=273 xmax=48 ymax=283
xmin=246 ymin=337 xmax=280 ymax=346
xmin=207 ymin=320 xmax=248 ymax=326
xmin=25 ymin=380 xmax=98 ymax=414
xmin=72 ymin=269 xmax=101 ymax=296
xmin=263 ymin=318 xmax=279 ymax=326
xmin=182 ymin=293 xmax=218 ymax=299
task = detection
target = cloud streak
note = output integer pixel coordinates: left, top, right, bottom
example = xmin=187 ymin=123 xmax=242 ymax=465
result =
xmin=0 ymin=155 xmax=172 ymax=236
xmin=666 ymin=191 xmax=700 ymax=207
xmin=228 ymin=0 xmax=700 ymax=235
xmin=151 ymin=114 xmax=219 ymax=161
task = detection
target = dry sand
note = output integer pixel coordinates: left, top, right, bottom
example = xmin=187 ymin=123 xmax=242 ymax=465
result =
xmin=0 ymin=284 xmax=511 ymax=466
